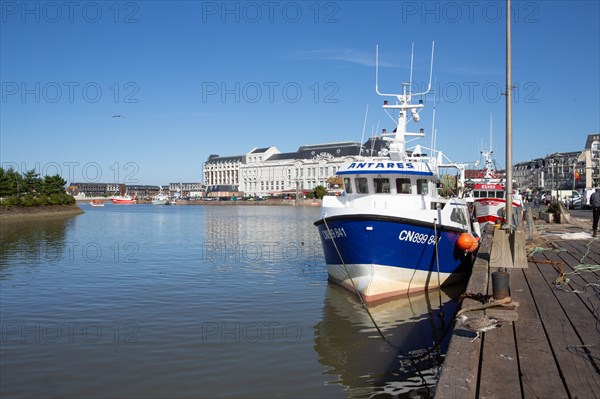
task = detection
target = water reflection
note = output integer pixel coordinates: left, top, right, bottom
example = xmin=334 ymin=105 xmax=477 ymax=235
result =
xmin=0 ymin=216 xmax=75 ymax=277
xmin=314 ymin=282 xmax=466 ymax=398
xmin=201 ymin=206 xmax=324 ymax=282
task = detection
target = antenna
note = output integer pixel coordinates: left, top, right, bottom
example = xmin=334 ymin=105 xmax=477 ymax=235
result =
xmin=370 ymin=121 xmax=380 ymax=158
xmin=409 ymin=43 xmax=414 ymax=94
xmin=489 ymin=113 xmax=493 ymax=153
xmin=375 ymin=42 xmax=435 ymax=98
xmin=359 ymin=104 xmax=369 ymax=155
xmin=375 ymin=45 xmax=380 ymax=95
xmin=412 ymin=41 xmax=435 ymax=97
xmin=430 ymin=91 xmax=436 ymax=152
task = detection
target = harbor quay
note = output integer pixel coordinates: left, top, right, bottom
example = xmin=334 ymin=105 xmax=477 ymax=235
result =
xmin=435 ymin=212 xmax=600 ymax=398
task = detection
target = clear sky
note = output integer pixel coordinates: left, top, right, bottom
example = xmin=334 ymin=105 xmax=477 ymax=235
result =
xmin=1 ymin=0 xmax=599 ymax=185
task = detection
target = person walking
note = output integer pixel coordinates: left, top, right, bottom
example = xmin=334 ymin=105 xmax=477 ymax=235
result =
xmin=590 ymin=188 xmax=600 ymax=237
xmin=533 ymin=194 xmax=540 ymax=211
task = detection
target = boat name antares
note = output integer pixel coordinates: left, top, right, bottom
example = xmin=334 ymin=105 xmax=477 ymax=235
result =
xmin=345 ymin=162 xmax=415 ymax=171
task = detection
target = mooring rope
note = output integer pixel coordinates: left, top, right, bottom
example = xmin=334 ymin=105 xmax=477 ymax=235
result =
xmin=579 ymin=237 xmax=600 ymax=266
xmin=433 ymin=218 xmax=443 ymax=311
xmin=527 ymin=246 xmax=567 ymax=256
xmin=322 ymin=217 xmax=389 ymax=343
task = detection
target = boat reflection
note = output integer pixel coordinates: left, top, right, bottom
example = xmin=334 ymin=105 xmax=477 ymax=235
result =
xmin=314 ymin=281 xmax=466 ymax=398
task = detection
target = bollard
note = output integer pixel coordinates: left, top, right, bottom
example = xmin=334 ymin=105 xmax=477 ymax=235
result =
xmin=492 ymin=268 xmax=510 ymax=300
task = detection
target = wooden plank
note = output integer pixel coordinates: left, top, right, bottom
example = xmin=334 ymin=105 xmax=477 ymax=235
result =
xmin=512 ymin=268 xmax=568 ymax=398
xmin=560 ymin=239 xmax=600 ymax=269
xmin=537 ymin=246 xmax=600 ymax=373
xmin=479 ymin=259 xmax=520 ymax=399
xmin=478 ymin=319 xmax=520 ymax=399
xmin=523 ymin=262 xmax=600 ymax=397
xmin=435 ymin=228 xmax=494 ymax=399
xmin=435 ymin=267 xmax=486 ymax=398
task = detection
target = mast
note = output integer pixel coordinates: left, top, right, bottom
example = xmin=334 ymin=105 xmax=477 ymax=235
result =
xmin=375 ymin=43 xmax=434 ymax=161
xmin=504 ymin=0 xmax=514 ymax=227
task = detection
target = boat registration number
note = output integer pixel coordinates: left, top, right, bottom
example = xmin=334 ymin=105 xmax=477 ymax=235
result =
xmin=322 ymin=227 xmax=347 ymax=240
xmin=398 ymin=230 xmax=440 ymax=245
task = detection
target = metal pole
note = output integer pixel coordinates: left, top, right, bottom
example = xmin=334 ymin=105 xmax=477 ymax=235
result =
xmin=572 ymin=160 xmax=576 ymax=191
xmin=505 ymin=0 xmax=514 ymax=227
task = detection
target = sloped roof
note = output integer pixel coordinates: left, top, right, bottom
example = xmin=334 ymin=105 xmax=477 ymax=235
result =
xmin=250 ymin=147 xmax=272 ymax=154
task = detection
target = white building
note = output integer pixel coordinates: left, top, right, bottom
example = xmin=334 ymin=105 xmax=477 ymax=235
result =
xmin=169 ymin=182 xmax=204 ymax=197
xmin=203 ymin=154 xmax=244 ymax=188
xmin=203 ymin=140 xmax=386 ymax=197
xmin=512 ymin=134 xmax=600 ymax=191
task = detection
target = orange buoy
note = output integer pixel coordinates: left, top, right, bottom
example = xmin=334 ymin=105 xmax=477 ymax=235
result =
xmin=457 ymin=232 xmax=478 ymax=253
xmin=468 ymin=239 xmax=479 ymax=252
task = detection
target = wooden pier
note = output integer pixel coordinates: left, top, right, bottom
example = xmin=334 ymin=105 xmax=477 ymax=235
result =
xmin=435 ymin=221 xmax=600 ymax=398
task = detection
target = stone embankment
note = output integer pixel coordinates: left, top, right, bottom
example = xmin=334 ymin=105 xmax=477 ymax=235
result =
xmin=0 ymin=205 xmax=84 ymax=220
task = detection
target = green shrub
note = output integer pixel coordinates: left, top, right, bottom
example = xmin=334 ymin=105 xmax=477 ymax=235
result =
xmin=48 ymin=194 xmax=62 ymax=205
xmin=546 ymin=201 xmax=561 ymax=215
xmin=20 ymin=195 xmax=36 ymax=207
xmin=1 ymin=196 xmax=21 ymax=207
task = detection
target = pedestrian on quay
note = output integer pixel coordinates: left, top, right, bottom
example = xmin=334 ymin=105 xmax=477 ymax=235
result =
xmin=590 ymin=188 xmax=600 ymax=237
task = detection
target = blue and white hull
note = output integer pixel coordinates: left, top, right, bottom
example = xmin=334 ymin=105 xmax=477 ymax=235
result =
xmin=315 ymin=215 xmax=470 ymax=302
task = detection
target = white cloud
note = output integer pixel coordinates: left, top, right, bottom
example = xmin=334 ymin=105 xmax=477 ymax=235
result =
xmin=287 ymin=48 xmax=397 ymax=67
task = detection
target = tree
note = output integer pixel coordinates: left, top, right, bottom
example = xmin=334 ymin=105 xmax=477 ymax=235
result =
xmin=0 ymin=167 xmax=22 ymax=197
xmin=42 ymin=174 xmax=67 ymax=195
xmin=314 ymin=185 xmax=327 ymax=199
xmin=22 ymin=169 xmax=42 ymax=194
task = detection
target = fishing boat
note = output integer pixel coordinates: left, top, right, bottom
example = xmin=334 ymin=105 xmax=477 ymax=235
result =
xmin=466 ymin=142 xmax=522 ymax=225
xmin=90 ymin=199 xmax=105 ymax=207
xmin=314 ymin=44 xmax=477 ymax=302
xmin=110 ymin=194 xmax=137 ymax=204
xmin=151 ymin=192 xmax=170 ymax=205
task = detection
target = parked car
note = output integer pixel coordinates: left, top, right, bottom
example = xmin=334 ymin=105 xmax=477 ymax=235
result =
xmin=569 ymin=195 xmax=583 ymax=209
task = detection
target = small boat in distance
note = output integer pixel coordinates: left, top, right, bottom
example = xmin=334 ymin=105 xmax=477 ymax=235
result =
xmin=110 ymin=194 xmax=137 ymax=204
xmin=90 ymin=199 xmax=105 ymax=207
xmin=151 ymin=192 xmax=170 ymax=205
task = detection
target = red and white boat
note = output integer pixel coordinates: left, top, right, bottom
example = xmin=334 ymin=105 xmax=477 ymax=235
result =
xmin=110 ymin=194 xmax=137 ymax=204
xmin=471 ymin=182 xmax=521 ymax=224
xmin=467 ymin=145 xmax=521 ymax=225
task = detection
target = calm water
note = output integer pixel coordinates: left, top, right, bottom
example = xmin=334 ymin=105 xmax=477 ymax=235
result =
xmin=1 ymin=204 xmax=464 ymax=398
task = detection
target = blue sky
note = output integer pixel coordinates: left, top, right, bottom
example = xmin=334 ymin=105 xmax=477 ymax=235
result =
xmin=1 ymin=0 xmax=599 ymax=185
